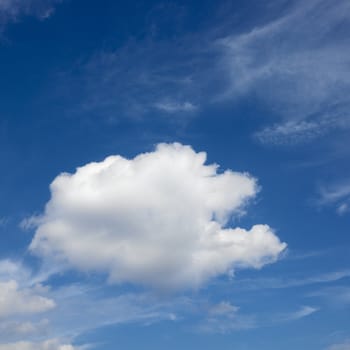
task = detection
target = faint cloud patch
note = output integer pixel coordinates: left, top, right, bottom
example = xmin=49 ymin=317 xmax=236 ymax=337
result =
xmin=281 ymin=305 xmax=319 ymax=321
xmin=60 ymin=39 xmax=208 ymax=121
xmin=309 ymin=286 xmax=350 ymax=306
xmin=0 ymin=217 xmax=8 ymax=228
xmin=0 ymin=319 xmax=49 ymax=340
xmin=196 ymin=301 xmax=256 ymax=333
xmin=233 ymin=270 xmax=350 ymax=291
xmin=154 ymin=101 xmax=197 ymax=113
xmin=328 ymin=340 xmax=350 ymax=350
xmin=255 ymin=119 xmax=330 ymax=145
xmin=317 ymin=181 xmax=350 ymax=215
xmin=337 ymin=203 xmax=350 ymax=216
xmin=0 ymin=0 xmax=62 ymax=27
xmin=55 ymin=0 xmax=350 ymax=145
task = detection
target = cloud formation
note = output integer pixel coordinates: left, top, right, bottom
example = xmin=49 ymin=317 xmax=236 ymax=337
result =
xmin=30 ymin=143 xmax=286 ymax=290
xmin=0 ymin=339 xmax=78 ymax=350
xmin=0 ymin=280 xmax=55 ymax=318
xmin=60 ymin=0 xmax=350 ymax=146
xmin=0 ymin=0 xmax=61 ymax=25
xmin=328 ymin=340 xmax=350 ymax=350
xmin=219 ymin=0 xmax=350 ymax=143
xmin=317 ymin=181 xmax=350 ymax=215
xmin=283 ymin=305 xmax=319 ymax=321
xmin=154 ymin=101 xmax=197 ymax=113
xmin=0 ymin=319 xmax=49 ymax=339
xmin=197 ymin=301 xmax=255 ymax=333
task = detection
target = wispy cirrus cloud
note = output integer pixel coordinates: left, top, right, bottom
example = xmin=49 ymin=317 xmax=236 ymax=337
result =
xmin=233 ymin=270 xmax=350 ymax=291
xmin=218 ymin=0 xmax=350 ymax=144
xmin=0 ymin=0 xmax=62 ymax=26
xmin=280 ymin=305 xmax=319 ymax=321
xmin=308 ymin=286 xmax=350 ymax=306
xmin=60 ymin=0 xmax=350 ymax=147
xmin=317 ymin=181 xmax=350 ymax=215
xmin=196 ymin=301 xmax=256 ymax=333
xmin=60 ymin=37 xmax=208 ymax=120
xmin=254 ymin=118 xmax=336 ymax=145
xmin=196 ymin=302 xmax=319 ymax=334
xmin=328 ymin=340 xmax=350 ymax=350
xmin=0 ymin=259 xmax=181 ymax=345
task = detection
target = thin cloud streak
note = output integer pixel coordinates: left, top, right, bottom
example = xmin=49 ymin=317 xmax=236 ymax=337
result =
xmin=232 ymin=270 xmax=350 ymax=291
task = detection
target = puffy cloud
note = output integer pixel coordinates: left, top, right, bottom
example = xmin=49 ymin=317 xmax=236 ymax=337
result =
xmin=30 ymin=143 xmax=286 ymax=290
xmin=0 ymin=339 xmax=79 ymax=350
xmin=0 ymin=280 xmax=55 ymax=318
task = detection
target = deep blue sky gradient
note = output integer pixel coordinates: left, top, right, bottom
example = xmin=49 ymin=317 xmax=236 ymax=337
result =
xmin=0 ymin=1 xmax=349 ymax=349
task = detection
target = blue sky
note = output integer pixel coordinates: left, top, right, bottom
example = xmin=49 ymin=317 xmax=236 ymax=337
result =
xmin=0 ymin=0 xmax=349 ymax=349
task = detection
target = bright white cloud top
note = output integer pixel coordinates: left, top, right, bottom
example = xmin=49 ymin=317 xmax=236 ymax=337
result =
xmin=30 ymin=143 xmax=286 ymax=289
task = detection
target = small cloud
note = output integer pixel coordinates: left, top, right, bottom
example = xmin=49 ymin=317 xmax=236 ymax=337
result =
xmin=255 ymin=119 xmax=333 ymax=145
xmin=154 ymin=101 xmax=197 ymax=113
xmin=316 ymin=180 xmax=350 ymax=215
xmin=208 ymin=301 xmax=239 ymax=316
xmin=337 ymin=203 xmax=350 ymax=215
xmin=319 ymin=183 xmax=350 ymax=205
xmin=197 ymin=301 xmax=255 ymax=333
xmin=0 ymin=0 xmax=62 ymax=26
xmin=284 ymin=306 xmax=319 ymax=321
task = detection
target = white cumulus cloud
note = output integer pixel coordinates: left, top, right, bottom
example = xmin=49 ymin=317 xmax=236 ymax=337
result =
xmin=0 ymin=339 xmax=79 ymax=350
xmin=0 ymin=280 xmax=55 ymax=318
xmin=30 ymin=143 xmax=286 ymax=290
